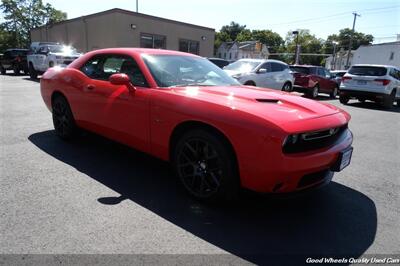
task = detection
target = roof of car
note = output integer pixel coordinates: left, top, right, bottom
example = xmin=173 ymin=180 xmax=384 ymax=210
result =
xmin=87 ymin=48 xmax=199 ymax=57
xmin=6 ymin=48 xmax=29 ymax=51
xmin=237 ymin=58 xmax=287 ymax=64
xmin=352 ymin=64 xmax=397 ymax=69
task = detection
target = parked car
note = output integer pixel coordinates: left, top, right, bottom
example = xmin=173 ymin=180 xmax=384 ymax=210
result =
xmin=207 ymin=58 xmax=230 ymax=68
xmin=290 ymin=65 xmax=339 ymax=98
xmin=40 ymin=48 xmax=353 ymax=202
xmin=331 ymin=70 xmax=347 ymax=85
xmin=27 ymin=44 xmax=81 ymax=79
xmin=0 ymin=48 xmax=29 ymax=75
xmin=224 ymin=59 xmax=294 ymax=91
xmin=339 ymin=64 xmax=400 ymax=107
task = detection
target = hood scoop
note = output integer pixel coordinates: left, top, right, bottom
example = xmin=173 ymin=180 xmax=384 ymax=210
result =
xmin=256 ymin=98 xmax=280 ymax=103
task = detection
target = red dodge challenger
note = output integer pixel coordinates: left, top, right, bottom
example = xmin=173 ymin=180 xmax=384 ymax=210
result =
xmin=40 ymin=48 xmax=353 ymax=202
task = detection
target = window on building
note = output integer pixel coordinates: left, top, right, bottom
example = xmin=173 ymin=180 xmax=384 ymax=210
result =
xmin=140 ymin=33 xmax=166 ymax=49
xmin=218 ymin=53 xmax=221 ymax=58
xmin=229 ymin=53 xmax=232 ymax=59
xmin=389 ymin=52 xmax=394 ymax=60
xmin=179 ymin=39 xmax=200 ymax=55
xmin=224 ymin=53 xmax=226 ymax=59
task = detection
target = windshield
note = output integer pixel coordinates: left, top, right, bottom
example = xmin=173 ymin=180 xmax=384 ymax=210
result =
xmin=142 ymin=55 xmax=240 ymax=87
xmin=48 ymin=45 xmax=78 ymax=54
xmin=289 ymin=66 xmax=311 ymax=75
xmin=223 ymin=60 xmax=260 ymax=72
xmin=348 ymin=66 xmax=387 ymax=76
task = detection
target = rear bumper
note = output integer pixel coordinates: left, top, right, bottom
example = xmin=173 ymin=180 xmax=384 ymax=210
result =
xmin=340 ymin=89 xmax=390 ymax=101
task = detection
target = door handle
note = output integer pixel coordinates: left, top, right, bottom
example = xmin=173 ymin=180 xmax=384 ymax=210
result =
xmin=85 ymin=84 xmax=95 ymax=92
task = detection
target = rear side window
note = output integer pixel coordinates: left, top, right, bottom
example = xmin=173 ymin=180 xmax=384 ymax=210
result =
xmin=271 ymin=63 xmax=283 ymax=72
xmin=348 ymin=66 xmax=387 ymax=76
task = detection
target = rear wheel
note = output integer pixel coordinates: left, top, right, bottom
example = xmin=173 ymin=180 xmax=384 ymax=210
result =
xmin=330 ymin=87 xmax=338 ymax=98
xmin=382 ymin=90 xmax=395 ymax=108
xmin=52 ymin=95 xmax=78 ymax=140
xmin=0 ymin=65 xmax=5 ymax=75
xmin=172 ymin=129 xmax=239 ymax=202
xmin=339 ymin=95 xmax=350 ymax=104
xmin=29 ymin=63 xmax=37 ymax=79
xmin=244 ymin=81 xmax=256 ymax=86
xmin=13 ymin=64 xmax=20 ymax=75
xmin=282 ymin=82 xmax=292 ymax=92
xmin=308 ymin=85 xmax=319 ymax=99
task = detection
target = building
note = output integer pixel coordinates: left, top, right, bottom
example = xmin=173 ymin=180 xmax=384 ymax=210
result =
xmin=216 ymin=41 xmax=269 ymax=61
xmin=325 ymin=48 xmax=355 ymax=70
xmin=326 ymin=41 xmax=400 ymax=70
xmin=30 ymin=8 xmax=215 ymax=57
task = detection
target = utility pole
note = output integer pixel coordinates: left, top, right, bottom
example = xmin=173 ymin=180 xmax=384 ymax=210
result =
xmin=136 ymin=0 xmax=139 ymax=12
xmin=345 ymin=12 xmax=360 ymax=69
xmin=332 ymin=41 xmax=338 ymax=70
xmin=292 ymin=31 xmax=300 ymax=64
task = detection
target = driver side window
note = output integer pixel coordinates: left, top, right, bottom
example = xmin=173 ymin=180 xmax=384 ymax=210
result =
xmin=259 ymin=63 xmax=270 ymax=72
xmin=80 ymin=54 xmax=149 ymax=87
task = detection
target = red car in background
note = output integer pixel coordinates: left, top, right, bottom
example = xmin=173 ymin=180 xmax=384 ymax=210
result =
xmin=290 ymin=65 xmax=339 ymax=99
xmin=40 ymin=48 xmax=353 ymax=202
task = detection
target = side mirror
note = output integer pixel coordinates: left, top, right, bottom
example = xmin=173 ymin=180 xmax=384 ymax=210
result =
xmin=258 ymin=68 xmax=267 ymax=74
xmin=109 ymin=73 xmax=136 ymax=91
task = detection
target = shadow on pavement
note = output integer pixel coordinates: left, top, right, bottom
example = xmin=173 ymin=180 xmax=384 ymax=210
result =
xmin=29 ymin=130 xmax=377 ymax=265
xmin=23 ymin=77 xmax=40 ymax=83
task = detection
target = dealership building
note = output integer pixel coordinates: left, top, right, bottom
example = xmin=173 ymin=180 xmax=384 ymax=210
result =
xmin=30 ymin=8 xmax=215 ymax=57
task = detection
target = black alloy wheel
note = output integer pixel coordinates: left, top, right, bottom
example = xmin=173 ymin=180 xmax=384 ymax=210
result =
xmin=173 ymin=129 xmax=238 ymax=202
xmin=52 ymin=96 xmax=77 ymax=140
xmin=282 ymin=82 xmax=292 ymax=92
xmin=339 ymin=95 xmax=350 ymax=104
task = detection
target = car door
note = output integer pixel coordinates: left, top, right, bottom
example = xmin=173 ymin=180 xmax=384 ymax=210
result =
xmin=270 ymin=62 xmax=285 ymax=89
xmin=255 ymin=62 xmax=275 ymax=88
xmin=78 ymin=54 xmax=151 ymax=152
xmin=36 ymin=46 xmax=48 ymax=71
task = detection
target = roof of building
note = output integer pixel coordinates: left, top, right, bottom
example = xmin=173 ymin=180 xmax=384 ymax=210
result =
xmin=32 ymin=8 xmax=215 ymax=32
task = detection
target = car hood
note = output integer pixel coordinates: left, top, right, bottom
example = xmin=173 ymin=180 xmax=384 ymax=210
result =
xmin=51 ymin=52 xmax=81 ymax=58
xmin=171 ymin=85 xmax=343 ymax=129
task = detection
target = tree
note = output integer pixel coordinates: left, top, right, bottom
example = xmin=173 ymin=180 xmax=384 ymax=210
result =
xmin=250 ymin=30 xmax=283 ymax=53
xmin=220 ymin=21 xmax=246 ymax=42
xmin=0 ymin=0 xmax=66 ymax=50
xmin=324 ymin=28 xmax=373 ymax=54
xmin=284 ymin=29 xmax=324 ymax=65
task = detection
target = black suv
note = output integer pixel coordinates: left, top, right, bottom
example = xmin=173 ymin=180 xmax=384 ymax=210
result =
xmin=0 ymin=49 xmax=29 ymax=75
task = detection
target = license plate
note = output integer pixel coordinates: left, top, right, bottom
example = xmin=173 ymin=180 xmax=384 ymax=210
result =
xmin=332 ymin=147 xmax=353 ymax=172
xmin=357 ymin=80 xmax=367 ymax=85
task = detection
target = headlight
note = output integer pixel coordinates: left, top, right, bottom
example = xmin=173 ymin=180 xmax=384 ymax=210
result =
xmin=283 ymin=134 xmax=299 ymax=147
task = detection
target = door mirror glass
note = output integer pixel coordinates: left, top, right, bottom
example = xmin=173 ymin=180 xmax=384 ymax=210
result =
xmin=109 ymin=73 xmax=131 ymax=85
xmin=258 ymin=68 xmax=267 ymax=74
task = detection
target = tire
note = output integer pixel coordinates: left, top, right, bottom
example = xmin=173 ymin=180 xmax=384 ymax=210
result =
xmin=13 ymin=65 xmax=20 ymax=75
xmin=382 ymin=90 xmax=395 ymax=108
xmin=52 ymin=95 xmax=78 ymax=140
xmin=308 ymin=85 xmax=319 ymax=99
xmin=397 ymin=99 xmax=400 ymax=107
xmin=282 ymin=82 xmax=292 ymax=92
xmin=330 ymin=87 xmax=338 ymax=98
xmin=29 ymin=63 xmax=37 ymax=79
xmin=339 ymin=95 xmax=350 ymax=104
xmin=172 ymin=128 xmax=239 ymax=202
xmin=244 ymin=81 xmax=256 ymax=86
xmin=0 ymin=65 xmax=5 ymax=75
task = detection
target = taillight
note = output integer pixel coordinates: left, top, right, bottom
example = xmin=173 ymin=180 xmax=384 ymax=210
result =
xmin=16 ymin=56 xmax=21 ymax=62
xmin=342 ymin=77 xmax=352 ymax=82
xmin=374 ymin=79 xmax=390 ymax=86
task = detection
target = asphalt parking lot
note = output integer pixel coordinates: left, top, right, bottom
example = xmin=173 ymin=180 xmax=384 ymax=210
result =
xmin=0 ymin=73 xmax=399 ymax=264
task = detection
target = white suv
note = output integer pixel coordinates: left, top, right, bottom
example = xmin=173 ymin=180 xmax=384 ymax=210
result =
xmin=340 ymin=64 xmax=400 ymax=108
xmin=223 ymin=59 xmax=294 ymax=91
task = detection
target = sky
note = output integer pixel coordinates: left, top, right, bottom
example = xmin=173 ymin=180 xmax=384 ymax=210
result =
xmin=4 ymin=0 xmax=400 ymax=43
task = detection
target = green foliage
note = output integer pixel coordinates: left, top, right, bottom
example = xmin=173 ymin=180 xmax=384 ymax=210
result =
xmin=0 ymin=0 xmax=67 ymax=50
xmin=324 ymin=28 xmax=374 ymax=53
xmin=220 ymin=21 xmax=246 ymax=42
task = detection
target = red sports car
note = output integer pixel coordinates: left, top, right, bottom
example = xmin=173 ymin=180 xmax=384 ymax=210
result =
xmin=40 ymin=48 xmax=353 ymax=202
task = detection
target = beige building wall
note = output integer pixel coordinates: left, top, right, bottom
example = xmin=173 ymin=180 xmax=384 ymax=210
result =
xmin=30 ymin=9 xmax=215 ymax=57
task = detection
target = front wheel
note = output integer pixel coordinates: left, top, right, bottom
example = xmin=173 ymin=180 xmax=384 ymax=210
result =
xmin=308 ymin=85 xmax=319 ymax=99
xmin=172 ymin=129 xmax=239 ymax=202
xmin=282 ymin=82 xmax=292 ymax=92
xmin=330 ymin=87 xmax=338 ymax=98
xmin=339 ymin=95 xmax=350 ymax=104
xmin=0 ymin=65 xmax=6 ymax=75
xmin=52 ymin=95 xmax=78 ymax=140
xmin=29 ymin=64 xmax=38 ymax=79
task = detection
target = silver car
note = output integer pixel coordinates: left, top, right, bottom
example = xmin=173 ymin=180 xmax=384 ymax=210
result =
xmin=224 ymin=59 xmax=294 ymax=91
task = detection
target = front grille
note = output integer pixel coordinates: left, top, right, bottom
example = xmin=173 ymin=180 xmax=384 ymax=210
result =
xmin=283 ymin=125 xmax=348 ymax=154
